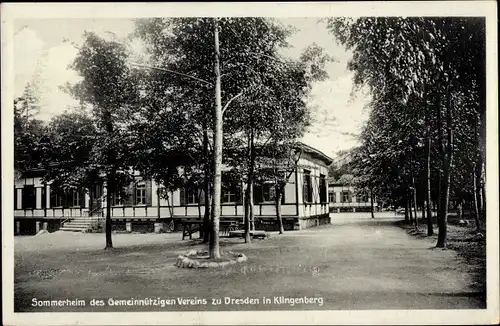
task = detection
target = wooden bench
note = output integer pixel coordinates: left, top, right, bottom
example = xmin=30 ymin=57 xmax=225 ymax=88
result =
xmin=228 ymin=229 xmax=267 ymax=239
xmin=181 ymin=220 xmax=203 ymax=240
xmin=220 ymin=221 xmax=239 ymax=236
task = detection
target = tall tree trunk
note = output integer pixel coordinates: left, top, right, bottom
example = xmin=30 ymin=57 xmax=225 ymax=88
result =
xmin=249 ymin=122 xmax=256 ymax=232
xmin=197 ymin=190 xmax=203 ymax=239
xmin=412 ymin=178 xmax=418 ymax=228
xmin=250 ymin=183 xmax=255 ymax=231
xmin=244 ymin=186 xmax=251 ymax=243
xmin=457 ymin=199 xmax=463 ymax=221
xmin=276 ymin=186 xmax=284 ymax=234
xmin=203 ymin=127 xmax=211 ymax=243
xmin=472 ymin=163 xmax=481 ymax=232
xmin=425 ymin=115 xmax=434 ymax=236
xmin=480 ymin=177 xmax=486 ymax=222
xmin=436 ymin=119 xmax=443 ymax=240
xmin=105 ymin=176 xmax=113 ymax=249
xmin=408 ymin=194 xmax=413 ymax=224
xmin=436 ymin=91 xmax=453 ymax=248
xmin=478 ymin=162 xmax=485 ymax=226
xmin=370 ymin=188 xmax=375 ymax=219
xmin=473 ymin=113 xmax=483 ymax=230
xmin=243 ymin=124 xmax=255 ymax=243
xmin=209 ymin=19 xmax=222 ymax=259
xmin=244 ymin=184 xmax=252 ymax=243
xmin=409 ymin=156 xmax=418 ymax=228
xmin=104 ymin=109 xmax=114 ymax=249
xmin=404 ymin=196 xmax=409 ymax=224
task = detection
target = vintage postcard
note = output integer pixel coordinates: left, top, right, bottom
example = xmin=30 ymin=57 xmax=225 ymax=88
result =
xmin=1 ymin=1 xmax=498 ymax=325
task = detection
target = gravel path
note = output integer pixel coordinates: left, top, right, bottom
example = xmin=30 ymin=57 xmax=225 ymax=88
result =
xmin=14 ymin=213 xmax=484 ymax=311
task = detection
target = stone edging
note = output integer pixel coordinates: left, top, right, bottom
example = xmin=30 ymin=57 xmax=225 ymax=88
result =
xmin=175 ymin=250 xmax=247 ymax=269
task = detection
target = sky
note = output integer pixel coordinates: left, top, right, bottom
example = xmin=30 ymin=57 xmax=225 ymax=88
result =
xmin=14 ymin=18 xmax=371 ymax=159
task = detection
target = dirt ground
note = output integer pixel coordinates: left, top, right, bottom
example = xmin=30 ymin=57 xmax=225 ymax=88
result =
xmin=395 ymin=213 xmax=486 ymax=303
xmin=14 ymin=213 xmax=485 ymax=312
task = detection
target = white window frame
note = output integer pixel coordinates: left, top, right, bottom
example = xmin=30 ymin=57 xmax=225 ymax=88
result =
xmin=72 ymin=191 xmax=81 ymax=207
xmin=112 ymin=193 xmax=123 ymax=206
xmin=222 ymin=189 xmax=237 ymax=203
xmin=341 ymin=190 xmax=350 ymax=203
xmin=51 ymin=191 xmax=65 ymax=208
xmin=186 ymin=189 xmax=198 ymax=205
xmin=135 ymin=183 xmax=146 ymax=206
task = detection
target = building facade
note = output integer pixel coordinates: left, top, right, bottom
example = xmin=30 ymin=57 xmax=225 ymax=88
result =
xmin=14 ymin=144 xmax=333 ymax=235
xmin=328 ymin=182 xmax=378 ymax=213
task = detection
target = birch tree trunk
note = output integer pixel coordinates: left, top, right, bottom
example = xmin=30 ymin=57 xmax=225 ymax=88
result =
xmin=426 ymin=115 xmax=434 ymax=236
xmin=404 ymin=197 xmax=409 ymax=224
xmin=276 ymin=187 xmax=284 ymax=234
xmin=244 ymin=186 xmax=251 ymax=243
xmin=370 ymin=188 xmax=375 ymax=219
xmin=413 ymin=183 xmax=419 ymax=228
xmin=243 ymin=185 xmax=251 ymax=243
xmin=203 ymin=127 xmax=211 ymax=243
xmin=437 ymin=91 xmax=453 ymax=248
xmin=209 ymin=19 xmax=222 ymax=259
xmin=249 ymin=124 xmax=256 ymax=232
xmin=104 ymin=109 xmax=114 ymax=249
xmin=105 ymin=176 xmax=113 ymax=249
xmin=249 ymin=183 xmax=255 ymax=231
xmin=472 ymin=163 xmax=481 ymax=233
xmin=408 ymin=194 xmax=413 ymax=224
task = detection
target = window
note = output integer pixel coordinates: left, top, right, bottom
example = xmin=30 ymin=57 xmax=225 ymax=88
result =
xmin=112 ymin=193 xmax=123 ymax=206
xmin=221 ymin=184 xmax=241 ymax=204
xmin=319 ymin=174 xmax=327 ymax=203
xmin=51 ymin=189 xmax=85 ymax=208
xmin=135 ymin=183 xmax=146 ymax=205
xmin=69 ymin=190 xmax=85 ymax=207
xmin=222 ymin=188 xmax=237 ymax=203
xmin=22 ymin=185 xmax=36 ymax=209
xmin=187 ymin=188 xmax=199 ymax=204
xmin=51 ymin=190 xmax=65 ymax=207
xmin=14 ymin=187 xmax=18 ymax=209
xmin=341 ymin=190 xmax=351 ymax=203
xmin=180 ymin=187 xmax=202 ymax=205
xmin=360 ymin=192 xmax=369 ymax=203
xmin=72 ymin=191 xmax=80 ymax=207
xmin=254 ymin=182 xmax=285 ymax=204
xmin=303 ymin=170 xmax=312 ymax=203
xmin=262 ymin=183 xmax=276 ymax=202
xmin=41 ymin=186 xmax=46 ymax=208
xmin=263 ymin=184 xmax=275 ymax=202
xmin=329 ymin=192 xmax=335 ymax=203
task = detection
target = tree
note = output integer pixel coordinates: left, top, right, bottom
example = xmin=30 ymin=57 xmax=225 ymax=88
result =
xmin=40 ymin=110 xmax=99 ymax=192
xmin=62 ymin=32 xmax=139 ymax=249
xmin=14 ymin=83 xmax=46 ymax=173
xmin=327 ymin=17 xmax=486 ymax=247
xmin=132 ymin=17 xmax=329 ymax=256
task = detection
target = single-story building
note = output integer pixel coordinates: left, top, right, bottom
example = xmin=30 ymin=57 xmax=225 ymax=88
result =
xmin=328 ymin=181 xmax=378 ymax=213
xmin=14 ymin=143 xmax=333 ymax=235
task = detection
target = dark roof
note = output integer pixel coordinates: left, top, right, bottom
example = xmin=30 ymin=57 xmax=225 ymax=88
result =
xmin=296 ymin=142 xmax=333 ymax=166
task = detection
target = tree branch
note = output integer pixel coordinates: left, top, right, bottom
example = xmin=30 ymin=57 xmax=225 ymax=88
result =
xmin=248 ymin=51 xmax=288 ymax=64
xmin=222 ymin=91 xmax=245 ymax=115
xmin=130 ymin=63 xmax=213 ymax=86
